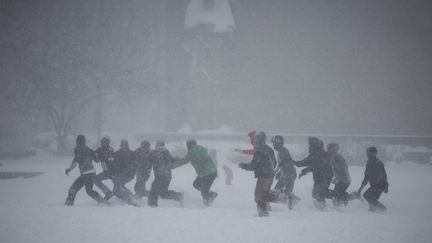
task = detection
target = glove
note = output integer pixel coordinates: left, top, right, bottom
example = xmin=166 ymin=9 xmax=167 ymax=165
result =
xmin=65 ymin=168 xmax=71 ymax=175
xmin=238 ymin=163 xmax=246 ymax=169
xmin=384 ymin=184 xmax=389 ymax=194
xmin=298 ymin=170 xmax=307 ymax=179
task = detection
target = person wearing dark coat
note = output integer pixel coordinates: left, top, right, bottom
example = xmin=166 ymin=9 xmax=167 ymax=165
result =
xmin=147 ymin=141 xmax=183 ymax=207
xmin=134 ymin=140 xmax=152 ymax=198
xmin=358 ymin=147 xmax=389 ymax=212
xmin=65 ymin=135 xmax=105 ymax=206
xmin=294 ymin=137 xmax=333 ymax=209
xmin=94 ymin=136 xmax=115 ymax=201
xmin=112 ymin=140 xmax=138 ymax=206
xmin=271 ymin=135 xmax=300 ymax=210
xmin=327 ymin=143 xmax=355 ymax=206
xmin=239 ymin=131 xmax=278 ymax=217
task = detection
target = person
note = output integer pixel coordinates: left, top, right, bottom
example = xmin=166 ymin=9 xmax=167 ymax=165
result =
xmin=111 ymin=140 xmax=139 ymax=206
xmin=94 ymin=136 xmax=115 ymax=201
xmin=357 ymin=147 xmax=389 ymax=212
xmin=172 ymin=139 xmax=218 ymax=206
xmin=239 ymin=131 xmax=279 ymax=217
xmin=65 ymin=135 xmax=105 ymax=206
xmin=271 ymin=135 xmax=300 ymax=210
xmin=294 ymin=137 xmax=333 ymax=210
xmin=222 ymin=165 xmax=233 ymax=185
xmin=235 ymin=130 xmax=256 ymax=155
xmin=147 ymin=141 xmax=183 ymax=207
xmin=327 ymin=143 xmax=356 ymax=206
xmin=134 ymin=140 xmax=152 ymax=198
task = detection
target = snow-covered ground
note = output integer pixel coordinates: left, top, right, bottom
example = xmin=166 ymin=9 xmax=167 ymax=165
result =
xmin=1 ymin=141 xmax=432 ymax=243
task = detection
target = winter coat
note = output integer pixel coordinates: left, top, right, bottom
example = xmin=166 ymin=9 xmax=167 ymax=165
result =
xmin=362 ymin=158 xmax=388 ymax=188
xmin=112 ymin=149 xmax=137 ymax=181
xmin=71 ymin=146 xmax=97 ymax=174
xmin=173 ymin=145 xmax=217 ymax=177
xmin=242 ymin=144 xmax=276 ymax=179
xmin=95 ymin=146 xmax=115 ymax=173
xmin=135 ymin=146 xmax=151 ymax=169
xmin=275 ymin=146 xmax=296 ymax=177
xmin=295 ymin=149 xmax=333 ymax=185
xmin=329 ymin=152 xmax=351 ymax=184
xmin=147 ymin=147 xmax=174 ymax=178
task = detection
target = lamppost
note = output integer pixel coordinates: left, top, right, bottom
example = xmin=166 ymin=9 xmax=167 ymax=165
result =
xmin=184 ymin=0 xmax=235 ymax=129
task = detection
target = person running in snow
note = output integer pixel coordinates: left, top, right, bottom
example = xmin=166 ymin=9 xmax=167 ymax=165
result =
xmin=327 ymin=143 xmax=356 ymax=206
xmin=271 ymin=135 xmax=300 ymax=210
xmin=357 ymin=147 xmax=389 ymax=212
xmin=294 ymin=137 xmax=333 ymax=210
xmin=134 ymin=140 xmax=152 ymax=198
xmin=147 ymin=141 xmax=183 ymax=207
xmin=111 ymin=140 xmax=139 ymax=206
xmin=172 ymin=139 xmax=218 ymax=206
xmin=235 ymin=130 xmax=256 ymax=155
xmin=94 ymin=136 xmax=115 ymax=201
xmin=65 ymin=135 xmax=105 ymax=206
xmin=239 ymin=131 xmax=279 ymax=217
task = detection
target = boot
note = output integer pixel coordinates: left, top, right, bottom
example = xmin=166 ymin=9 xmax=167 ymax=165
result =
xmin=148 ymin=193 xmax=158 ymax=208
xmin=257 ymin=203 xmax=269 ymax=217
xmin=104 ymin=191 xmax=114 ymax=201
xmin=287 ymin=192 xmax=300 ymax=210
xmin=313 ymin=199 xmax=326 ymax=211
xmin=178 ymin=192 xmax=184 ymax=207
xmin=375 ymin=202 xmax=387 ymax=212
xmin=288 ymin=195 xmax=293 ymax=210
xmin=203 ymin=191 xmax=218 ymax=206
xmin=348 ymin=191 xmax=363 ymax=202
xmin=65 ymin=195 xmax=74 ymax=206
xmin=65 ymin=198 xmax=74 ymax=206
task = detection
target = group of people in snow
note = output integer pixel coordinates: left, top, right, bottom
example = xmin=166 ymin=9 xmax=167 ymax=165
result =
xmin=64 ymin=131 xmax=389 ymax=217
xmin=237 ymin=131 xmax=389 ymax=216
xmin=65 ymin=135 xmax=218 ymax=208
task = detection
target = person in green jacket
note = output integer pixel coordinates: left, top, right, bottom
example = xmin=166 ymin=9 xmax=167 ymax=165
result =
xmin=172 ymin=139 xmax=218 ymax=206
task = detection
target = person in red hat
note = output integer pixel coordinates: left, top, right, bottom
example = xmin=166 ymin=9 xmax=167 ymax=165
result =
xmin=235 ymin=130 xmax=256 ymax=155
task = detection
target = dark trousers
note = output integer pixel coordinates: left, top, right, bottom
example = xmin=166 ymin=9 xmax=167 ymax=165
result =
xmin=193 ymin=172 xmax=217 ymax=201
xmin=312 ymin=181 xmax=333 ymax=202
xmin=363 ymin=186 xmax=384 ymax=206
xmin=333 ymin=182 xmax=350 ymax=205
xmin=113 ymin=176 xmax=135 ymax=205
xmin=94 ymin=171 xmax=113 ymax=196
xmin=255 ymin=177 xmax=286 ymax=215
xmin=134 ymin=165 xmax=152 ymax=198
xmin=274 ymin=173 xmax=296 ymax=194
xmin=148 ymin=175 xmax=182 ymax=207
xmin=66 ymin=173 xmax=104 ymax=205
xmin=255 ymin=177 xmax=273 ymax=213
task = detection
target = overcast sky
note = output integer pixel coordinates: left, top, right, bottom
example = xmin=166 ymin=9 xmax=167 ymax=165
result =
xmin=1 ymin=0 xmax=432 ymax=138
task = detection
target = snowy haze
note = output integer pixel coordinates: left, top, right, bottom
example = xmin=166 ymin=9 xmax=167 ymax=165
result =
xmin=1 ymin=0 xmax=432 ymax=151
xmin=1 ymin=1 xmax=432 ymax=242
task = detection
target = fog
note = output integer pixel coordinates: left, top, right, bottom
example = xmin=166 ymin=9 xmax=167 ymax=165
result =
xmin=1 ymin=0 xmax=432 ymax=152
